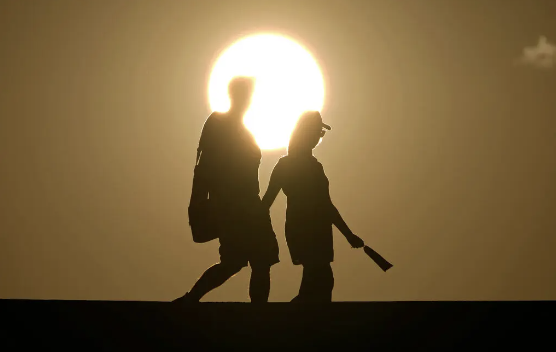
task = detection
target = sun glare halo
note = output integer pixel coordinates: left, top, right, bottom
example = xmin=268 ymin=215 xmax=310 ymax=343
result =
xmin=208 ymin=33 xmax=325 ymax=150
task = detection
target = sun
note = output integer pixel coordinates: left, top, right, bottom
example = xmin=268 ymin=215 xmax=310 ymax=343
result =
xmin=208 ymin=33 xmax=325 ymax=150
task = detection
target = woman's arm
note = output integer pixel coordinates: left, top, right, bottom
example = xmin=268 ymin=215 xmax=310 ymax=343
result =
xmin=261 ymin=163 xmax=283 ymax=210
xmin=327 ymin=191 xmax=364 ymax=248
xmin=330 ymin=205 xmax=352 ymax=237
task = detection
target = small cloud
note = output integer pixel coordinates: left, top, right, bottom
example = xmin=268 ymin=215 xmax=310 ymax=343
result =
xmin=516 ymin=36 xmax=556 ymax=69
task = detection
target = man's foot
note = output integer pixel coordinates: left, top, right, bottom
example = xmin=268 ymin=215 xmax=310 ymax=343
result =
xmin=172 ymin=292 xmax=198 ymax=304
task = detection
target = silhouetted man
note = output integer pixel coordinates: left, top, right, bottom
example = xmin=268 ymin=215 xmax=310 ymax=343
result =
xmin=262 ymin=111 xmax=364 ymax=302
xmin=174 ymin=77 xmax=280 ymax=303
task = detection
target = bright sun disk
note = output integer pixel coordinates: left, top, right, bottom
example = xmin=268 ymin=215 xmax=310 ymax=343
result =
xmin=208 ymin=33 xmax=325 ymax=150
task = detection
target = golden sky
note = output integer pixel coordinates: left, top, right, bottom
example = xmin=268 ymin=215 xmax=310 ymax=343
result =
xmin=1 ymin=0 xmax=555 ymax=302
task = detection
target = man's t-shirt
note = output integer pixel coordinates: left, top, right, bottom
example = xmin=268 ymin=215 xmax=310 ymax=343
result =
xmin=194 ymin=112 xmax=274 ymax=241
xmin=192 ymin=112 xmax=279 ymax=265
xmin=271 ymin=155 xmax=334 ymax=264
xmin=196 ymin=112 xmax=262 ymax=206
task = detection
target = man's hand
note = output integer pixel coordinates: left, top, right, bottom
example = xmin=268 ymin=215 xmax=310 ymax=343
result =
xmin=346 ymin=233 xmax=364 ymax=249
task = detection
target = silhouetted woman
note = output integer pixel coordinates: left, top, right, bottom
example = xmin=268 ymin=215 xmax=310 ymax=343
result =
xmin=262 ymin=111 xmax=364 ymax=302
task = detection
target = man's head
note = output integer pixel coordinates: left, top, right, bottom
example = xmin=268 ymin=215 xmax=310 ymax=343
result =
xmin=228 ymin=76 xmax=255 ymax=115
xmin=288 ymin=111 xmax=331 ymax=153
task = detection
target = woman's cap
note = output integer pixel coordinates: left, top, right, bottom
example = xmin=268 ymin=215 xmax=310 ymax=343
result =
xmin=296 ymin=111 xmax=331 ymax=132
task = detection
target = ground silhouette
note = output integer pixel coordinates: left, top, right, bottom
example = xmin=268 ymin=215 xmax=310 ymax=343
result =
xmin=1 ymin=299 xmax=551 ymax=350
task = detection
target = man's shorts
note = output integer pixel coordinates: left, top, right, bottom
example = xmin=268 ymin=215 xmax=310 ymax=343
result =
xmin=217 ymin=203 xmax=280 ymax=268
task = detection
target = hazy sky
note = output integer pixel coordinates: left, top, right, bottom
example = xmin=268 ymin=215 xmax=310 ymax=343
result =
xmin=1 ymin=0 xmax=555 ymax=302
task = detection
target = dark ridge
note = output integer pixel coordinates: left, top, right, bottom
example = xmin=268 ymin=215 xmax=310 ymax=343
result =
xmin=1 ymin=300 xmax=552 ymax=350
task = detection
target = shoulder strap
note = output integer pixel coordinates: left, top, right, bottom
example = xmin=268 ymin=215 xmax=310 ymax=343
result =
xmin=195 ymin=147 xmax=202 ymax=166
xmin=196 ymin=112 xmax=220 ymax=166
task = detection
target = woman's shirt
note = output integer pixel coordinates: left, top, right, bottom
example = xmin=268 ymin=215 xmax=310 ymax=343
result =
xmin=270 ymin=154 xmax=335 ymax=264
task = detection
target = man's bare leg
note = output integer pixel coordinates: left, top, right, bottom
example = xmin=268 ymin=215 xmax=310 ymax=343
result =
xmin=176 ymin=262 xmax=243 ymax=302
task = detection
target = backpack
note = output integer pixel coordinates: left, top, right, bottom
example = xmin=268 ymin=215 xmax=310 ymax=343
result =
xmin=188 ymin=115 xmax=220 ymax=243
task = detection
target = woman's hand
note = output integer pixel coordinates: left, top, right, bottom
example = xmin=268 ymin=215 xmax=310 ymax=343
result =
xmin=346 ymin=233 xmax=365 ymax=249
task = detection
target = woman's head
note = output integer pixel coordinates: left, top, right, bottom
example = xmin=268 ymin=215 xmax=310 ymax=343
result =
xmin=288 ymin=111 xmax=331 ymax=154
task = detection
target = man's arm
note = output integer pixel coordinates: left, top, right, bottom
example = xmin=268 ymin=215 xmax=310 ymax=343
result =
xmin=261 ymin=162 xmax=283 ymax=210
